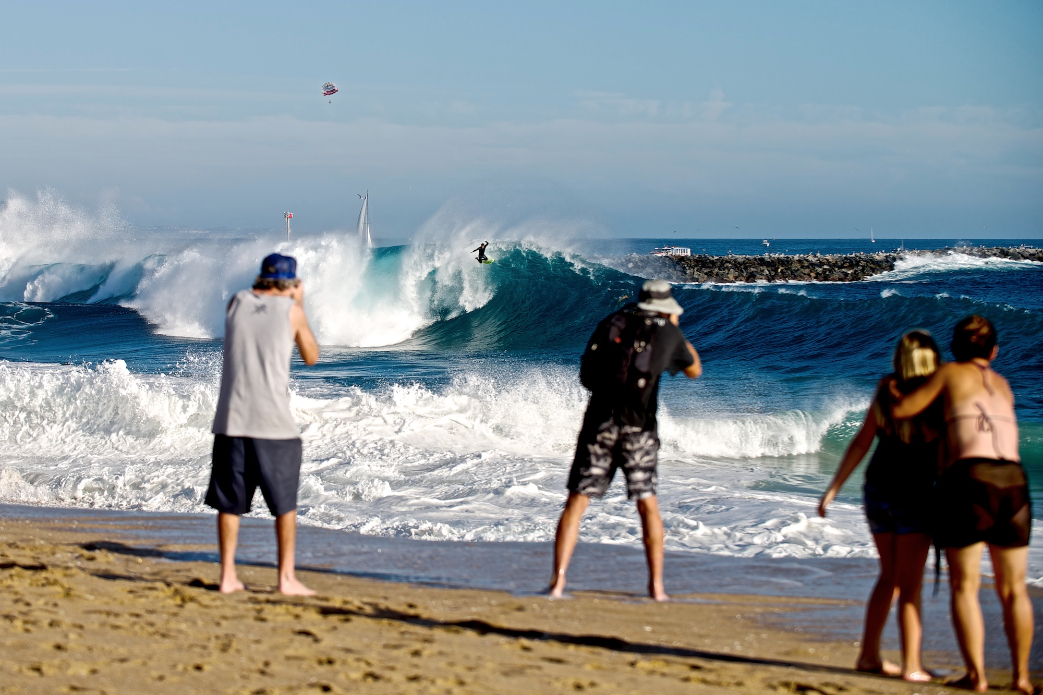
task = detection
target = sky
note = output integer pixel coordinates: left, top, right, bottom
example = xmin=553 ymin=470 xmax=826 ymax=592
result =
xmin=1 ymin=1 xmax=1041 ymax=239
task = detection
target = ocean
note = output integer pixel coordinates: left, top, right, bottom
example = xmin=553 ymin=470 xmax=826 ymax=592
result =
xmin=1 ymin=194 xmax=1041 ymax=586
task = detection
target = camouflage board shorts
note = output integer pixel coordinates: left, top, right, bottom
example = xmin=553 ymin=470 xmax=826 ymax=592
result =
xmin=567 ymin=419 xmax=659 ymax=500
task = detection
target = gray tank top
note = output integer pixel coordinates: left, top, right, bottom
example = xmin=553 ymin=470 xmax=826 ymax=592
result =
xmin=212 ymin=290 xmax=299 ymax=439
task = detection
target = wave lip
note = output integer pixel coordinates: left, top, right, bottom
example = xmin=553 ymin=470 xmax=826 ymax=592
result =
xmin=661 ymin=405 xmax=861 ymax=459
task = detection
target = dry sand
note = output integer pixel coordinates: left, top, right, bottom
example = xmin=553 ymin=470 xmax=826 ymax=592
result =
xmin=1 ymin=515 xmax=1035 ymax=694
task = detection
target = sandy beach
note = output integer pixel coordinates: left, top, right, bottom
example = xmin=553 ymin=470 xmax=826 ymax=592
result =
xmin=4 ymin=511 xmax=1037 ymax=695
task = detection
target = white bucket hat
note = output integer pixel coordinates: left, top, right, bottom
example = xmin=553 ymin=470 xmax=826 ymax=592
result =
xmin=636 ymin=279 xmax=684 ymax=315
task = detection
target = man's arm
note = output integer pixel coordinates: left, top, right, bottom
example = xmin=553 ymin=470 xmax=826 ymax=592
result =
xmin=890 ymin=364 xmax=950 ymax=418
xmin=288 ymin=284 xmax=319 ymax=366
xmin=668 ymin=313 xmax=701 ymax=378
xmin=682 ymin=342 xmax=702 ymax=378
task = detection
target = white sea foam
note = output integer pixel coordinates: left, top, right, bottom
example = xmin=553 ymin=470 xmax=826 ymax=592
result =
xmin=0 ymin=359 xmax=866 ymax=551
xmin=1 ymin=358 xmax=1040 ymax=583
xmin=872 ymin=250 xmax=1041 ymax=282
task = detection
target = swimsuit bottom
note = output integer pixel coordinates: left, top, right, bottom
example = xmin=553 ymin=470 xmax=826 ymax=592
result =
xmin=933 ymin=457 xmax=1032 ymax=549
xmin=863 ymin=483 xmax=931 ymax=536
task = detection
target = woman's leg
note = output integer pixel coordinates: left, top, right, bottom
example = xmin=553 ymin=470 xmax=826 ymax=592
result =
xmin=989 ymin=544 xmax=1034 ymax=695
xmin=857 ymin=532 xmax=900 ymax=674
xmin=946 ymin=543 xmax=988 ymax=692
xmin=893 ymin=532 xmax=932 ymax=680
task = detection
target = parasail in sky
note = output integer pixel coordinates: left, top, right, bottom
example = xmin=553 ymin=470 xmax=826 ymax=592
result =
xmin=321 ymin=82 xmax=339 ymax=97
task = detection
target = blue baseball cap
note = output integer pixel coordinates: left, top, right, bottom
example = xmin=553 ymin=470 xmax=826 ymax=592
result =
xmin=260 ymin=253 xmax=297 ymax=280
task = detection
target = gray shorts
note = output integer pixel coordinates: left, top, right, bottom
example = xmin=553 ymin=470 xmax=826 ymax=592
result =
xmin=567 ymin=420 xmax=659 ymax=500
xmin=205 ymin=435 xmax=303 ymax=517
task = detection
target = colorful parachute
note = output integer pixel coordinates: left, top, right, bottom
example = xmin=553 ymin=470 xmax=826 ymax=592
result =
xmin=321 ymin=82 xmax=338 ymax=97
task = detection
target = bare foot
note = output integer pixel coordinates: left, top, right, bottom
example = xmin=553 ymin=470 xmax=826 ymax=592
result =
xmin=903 ymin=671 xmax=933 ymax=683
xmin=648 ymin=581 xmax=669 ymax=602
xmin=946 ymin=674 xmax=988 ymax=692
xmin=547 ymin=579 xmax=566 ymax=599
xmin=278 ymin=576 xmax=316 ymax=597
xmin=218 ymin=578 xmax=245 ymax=594
xmin=1012 ymin=678 xmax=1036 ymax=695
xmin=856 ymin=659 xmax=901 ymax=677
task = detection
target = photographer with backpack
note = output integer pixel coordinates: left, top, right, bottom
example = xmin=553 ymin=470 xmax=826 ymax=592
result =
xmin=548 ymin=280 xmax=701 ymax=601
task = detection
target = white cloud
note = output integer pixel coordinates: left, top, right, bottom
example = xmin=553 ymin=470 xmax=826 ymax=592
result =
xmin=0 ymin=103 xmax=1039 ymax=230
xmin=701 ymin=87 xmax=731 ymax=121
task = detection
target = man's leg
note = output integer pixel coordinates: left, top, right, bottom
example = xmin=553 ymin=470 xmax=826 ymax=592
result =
xmin=275 ymin=510 xmax=315 ymax=596
xmin=635 ymin=496 xmax=667 ymax=601
xmin=548 ymin=492 xmax=590 ymax=598
xmin=217 ymin=512 xmax=245 ymax=593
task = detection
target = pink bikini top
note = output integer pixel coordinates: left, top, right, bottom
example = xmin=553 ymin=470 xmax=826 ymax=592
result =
xmin=945 ymin=364 xmax=1019 ymax=463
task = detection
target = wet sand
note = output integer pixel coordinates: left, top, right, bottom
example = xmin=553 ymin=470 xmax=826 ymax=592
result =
xmin=5 ymin=512 xmax=1039 ymax=694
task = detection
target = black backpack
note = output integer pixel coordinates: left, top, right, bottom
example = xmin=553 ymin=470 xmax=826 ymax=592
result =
xmin=579 ymin=304 xmax=663 ymax=403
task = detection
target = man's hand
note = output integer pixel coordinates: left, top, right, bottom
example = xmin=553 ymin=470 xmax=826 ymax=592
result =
xmin=683 ymin=342 xmax=702 ymax=378
xmin=289 ymin=281 xmax=305 ymax=308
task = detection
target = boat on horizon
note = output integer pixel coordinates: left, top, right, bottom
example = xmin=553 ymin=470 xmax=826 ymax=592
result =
xmin=651 ymin=246 xmax=691 ymax=257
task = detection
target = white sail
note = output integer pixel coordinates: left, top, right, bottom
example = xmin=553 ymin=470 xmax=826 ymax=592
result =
xmin=356 ymin=192 xmax=372 ymax=247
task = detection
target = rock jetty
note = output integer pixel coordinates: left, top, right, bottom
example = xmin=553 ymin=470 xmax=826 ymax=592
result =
xmin=666 ymin=246 xmax=1041 ymax=284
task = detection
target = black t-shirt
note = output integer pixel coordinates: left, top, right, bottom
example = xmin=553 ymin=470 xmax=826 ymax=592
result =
xmin=863 ymin=377 xmax=942 ymax=501
xmin=583 ymin=317 xmax=694 ymax=432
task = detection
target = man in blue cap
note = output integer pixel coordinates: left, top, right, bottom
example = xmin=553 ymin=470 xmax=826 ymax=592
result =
xmin=205 ymin=253 xmax=320 ymax=595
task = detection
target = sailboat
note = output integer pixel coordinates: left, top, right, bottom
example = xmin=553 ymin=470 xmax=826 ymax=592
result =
xmin=870 ymin=228 xmax=875 ymax=243
xmin=356 ymin=191 xmax=372 ymax=247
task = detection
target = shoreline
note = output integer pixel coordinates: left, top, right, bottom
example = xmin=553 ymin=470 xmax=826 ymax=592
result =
xmin=3 ymin=503 xmax=1041 ymax=693
xmin=662 ymin=246 xmax=1042 ymax=284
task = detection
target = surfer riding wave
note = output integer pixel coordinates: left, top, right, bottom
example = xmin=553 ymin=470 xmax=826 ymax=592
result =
xmin=472 ymin=240 xmax=489 ymax=264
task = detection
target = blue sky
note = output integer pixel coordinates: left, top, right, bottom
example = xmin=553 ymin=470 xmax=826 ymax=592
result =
xmin=1 ymin=1 xmax=1040 ymax=238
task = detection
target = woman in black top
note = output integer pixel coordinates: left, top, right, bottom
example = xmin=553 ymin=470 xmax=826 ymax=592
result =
xmin=819 ymin=330 xmax=943 ymax=682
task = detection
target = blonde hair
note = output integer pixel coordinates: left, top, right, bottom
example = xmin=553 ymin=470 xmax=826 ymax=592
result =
xmin=893 ymin=331 xmax=940 ymax=385
xmin=875 ymin=330 xmax=942 ymax=444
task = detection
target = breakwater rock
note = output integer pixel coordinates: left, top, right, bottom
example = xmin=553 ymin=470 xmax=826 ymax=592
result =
xmin=673 ymin=251 xmax=896 ymax=283
xmin=666 ymin=246 xmax=1041 ymax=284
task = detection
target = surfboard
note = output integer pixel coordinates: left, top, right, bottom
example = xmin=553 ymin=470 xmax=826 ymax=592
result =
xmin=481 ymin=259 xmax=494 ymax=264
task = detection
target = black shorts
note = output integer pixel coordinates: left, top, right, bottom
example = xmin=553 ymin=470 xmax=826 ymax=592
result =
xmin=567 ymin=419 xmax=659 ymax=500
xmin=205 ymin=435 xmax=303 ymax=517
xmin=934 ymin=458 xmax=1032 ymax=549
xmin=864 ymin=484 xmax=931 ymax=536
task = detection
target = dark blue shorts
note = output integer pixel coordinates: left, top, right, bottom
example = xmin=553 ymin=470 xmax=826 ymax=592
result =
xmin=863 ymin=484 xmax=930 ymax=535
xmin=205 ymin=435 xmax=303 ymax=517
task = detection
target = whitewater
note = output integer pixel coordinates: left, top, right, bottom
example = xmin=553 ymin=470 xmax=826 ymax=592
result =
xmin=1 ymin=189 xmax=1041 ymax=583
